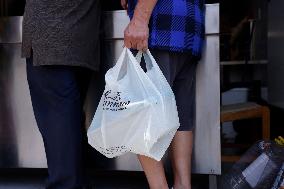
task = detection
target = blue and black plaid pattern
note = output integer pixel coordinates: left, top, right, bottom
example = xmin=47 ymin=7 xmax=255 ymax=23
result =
xmin=128 ymin=0 xmax=205 ymax=59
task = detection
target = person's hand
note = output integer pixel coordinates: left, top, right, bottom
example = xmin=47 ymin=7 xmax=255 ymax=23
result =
xmin=124 ymin=18 xmax=149 ymax=51
xmin=121 ymin=0 xmax=128 ymax=10
xmin=123 ymin=0 xmax=157 ymax=51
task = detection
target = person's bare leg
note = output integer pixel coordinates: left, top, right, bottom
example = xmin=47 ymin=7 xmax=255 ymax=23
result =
xmin=170 ymin=131 xmax=193 ymax=189
xmin=138 ymin=155 xmax=169 ymax=189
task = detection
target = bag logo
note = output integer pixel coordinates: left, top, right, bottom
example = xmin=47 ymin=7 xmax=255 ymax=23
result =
xmin=103 ymin=90 xmax=130 ymax=111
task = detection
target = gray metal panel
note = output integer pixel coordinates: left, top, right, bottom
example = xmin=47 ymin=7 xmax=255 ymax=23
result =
xmin=193 ymin=4 xmax=220 ymax=174
xmin=193 ymin=34 xmax=221 ymax=174
xmin=192 ymin=4 xmax=221 ymax=174
xmin=103 ymin=11 xmax=129 ymax=40
xmin=205 ymin=4 xmax=219 ymax=35
xmin=0 ymin=43 xmax=47 ymax=168
xmin=268 ymin=0 xmax=284 ymax=109
xmin=0 ymin=16 xmax=22 ymax=43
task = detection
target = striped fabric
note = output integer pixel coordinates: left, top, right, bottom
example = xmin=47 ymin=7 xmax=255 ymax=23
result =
xmin=128 ymin=0 xmax=205 ymax=59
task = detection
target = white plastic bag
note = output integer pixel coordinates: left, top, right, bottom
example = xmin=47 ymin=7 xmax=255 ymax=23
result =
xmin=87 ymin=48 xmax=180 ymax=161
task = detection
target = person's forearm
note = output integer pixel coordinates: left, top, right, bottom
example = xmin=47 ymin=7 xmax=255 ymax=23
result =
xmin=132 ymin=0 xmax=158 ymax=24
xmin=124 ymin=0 xmax=157 ymax=50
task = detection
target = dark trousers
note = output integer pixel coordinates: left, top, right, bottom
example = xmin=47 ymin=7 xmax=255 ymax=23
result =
xmin=26 ymin=57 xmax=92 ymax=189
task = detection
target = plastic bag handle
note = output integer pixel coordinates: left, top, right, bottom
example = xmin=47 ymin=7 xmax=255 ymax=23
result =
xmin=136 ymin=50 xmax=154 ymax=71
xmin=140 ymin=50 xmax=173 ymax=94
xmin=109 ymin=47 xmax=127 ymax=81
xmin=125 ymin=49 xmax=162 ymax=94
xmin=135 ymin=51 xmax=143 ymax=64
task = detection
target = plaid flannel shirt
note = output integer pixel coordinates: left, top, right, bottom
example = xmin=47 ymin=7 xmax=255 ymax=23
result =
xmin=128 ymin=0 xmax=205 ymax=59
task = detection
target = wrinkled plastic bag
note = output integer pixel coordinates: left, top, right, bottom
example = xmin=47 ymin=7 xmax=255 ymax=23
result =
xmin=221 ymin=140 xmax=284 ymax=189
xmin=87 ymin=48 xmax=180 ymax=161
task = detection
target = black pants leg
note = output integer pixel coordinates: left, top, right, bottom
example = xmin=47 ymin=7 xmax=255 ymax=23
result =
xmin=26 ymin=58 xmax=91 ymax=189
